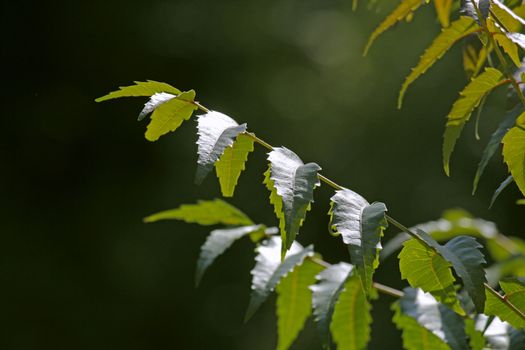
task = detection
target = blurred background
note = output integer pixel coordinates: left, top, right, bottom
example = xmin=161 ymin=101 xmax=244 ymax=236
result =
xmin=3 ymin=0 xmax=524 ymax=349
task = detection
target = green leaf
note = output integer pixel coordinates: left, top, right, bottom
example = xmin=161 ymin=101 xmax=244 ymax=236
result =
xmin=463 ymin=39 xmax=488 ymax=79
xmin=473 ymin=108 xmax=523 ymax=194
xmin=485 ymin=278 xmax=525 ymax=330
xmin=215 ymin=133 xmax=254 ymax=197
xmin=95 ymin=80 xmax=181 ymax=102
xmin=144 ymin=90 xmax=198 ymax=142
xmin=393 ymin=288 xmax=468 ymax=350
xmin=311 ymin=262 xmax=353 ymax=348
xmin=490 ymin=175 xmax=515 ymax=208
xmin=330 ymin=273 xmax=373 ymax=350
xmin=276 ymin=259 xmax=323 ymax=350
xmin=503 ymin=121 xmax=525 ymax=198
xmin=464 ymin=318 xmax=485 ymax=350
xmin=245 ymin=237 xmax=314 ymax=322
xmin=329 ymin=188 xmax=387 ymax=295
xmin=492 ymin=0 xmax=525 ymax=33
xmin=137 ymin=92 xmax=176 ymax=121
xmin=364 ymin=0 xmax=428 ymax=55
xmin=443 ymin=67 xmax=506 ymax=176
xmin=195 ymin=111 xmax=247 ymax=184
xmin=398 ymin=16 xmax=479 ymax=108
xmin=266 ymin=147 xmax=321 ymax=258
xmin=487 ymin=17 xmax=521 ymax=67
xmin=143 ymin=198 xmax=253 ymax=226
xmin=398 ymin=238 xmax=464 ymax=314
xmin=195 ymin=224 xmax=268 ymax=287
xmin=434 ymin=0 xmax=453 ymax=27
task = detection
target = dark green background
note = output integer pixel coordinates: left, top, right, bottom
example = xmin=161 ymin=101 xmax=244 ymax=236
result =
xmin=3 ymin=0 xmax=523 ymax=349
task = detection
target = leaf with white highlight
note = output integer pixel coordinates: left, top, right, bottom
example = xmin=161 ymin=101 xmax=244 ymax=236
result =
xmin=245 ymin=237 xmax=314 ymax=322
xmin=195 ymin=111 xmax=247 ymax=184
xmin=138 ymin=92 xmax=176 ymax=121
xmin=266 ymin=147 xmax=321 ymax=258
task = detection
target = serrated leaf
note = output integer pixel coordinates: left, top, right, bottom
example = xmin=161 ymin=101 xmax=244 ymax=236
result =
xmin=364 ymin=0 xmax=427 ymax=56
xmin=329 ymin=188 xmax=387 ymax=295
xmin=311 ymin=262 xmax=353 ymax=348
xmin=502 ymin=122 xmax=525 ymax=198
xmin=143 ymin=198 xmax=253 ymax=226
xmin=330 ymin=273 xmax=373 ymax=350
xmin=490 ymin=175 xmax=515 ymax=208
xmin=95 ymin=80 xmax=181 ymax=102
xmin=473 ymin=108 xmax=523 ymax=194
xmin=485 ymin=278 xmax=525 ymax=330
xmin=487 ymin=17 xmax=521 ymax=67
xmin=195 ymin=111 xmax=247 ymax=184
xmin=276 ymin=259 xmax=323 ymax=350
xmin=398 ymin=16 xmax=479 ymax=108
xmin=434 ymin=0 xmax=453 ymax=27
xmin=245 ymin=237 xmax=314 ymax=322
xmin=144 ymin=89 xmax=198 ymax=141
xmin=443 ymin=67 xmax=506 ymax=176
xmin=266 ymin=147 xmax=321 ymax=258
xmin=195 ymin=224 xmax=267 ymax=287
xmin=399 ymin=238 xmax=464 ymax=314
xmin=393 ymin=288 xmax=468 ymax=350
xmin=492 ymin=0 xmax=525 ymax=32
xmin=215 ymin=133 xmax=254 ymax=197
xmin=138 ymin=92 xmax=176 ymax=121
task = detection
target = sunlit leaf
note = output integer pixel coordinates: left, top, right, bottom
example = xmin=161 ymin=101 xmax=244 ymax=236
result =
xmin=245 ymin=237 xmax=314 ymax=321
xmin=276 ymin=259 xmax=323 ymax=350
xmin=195 ymin=225 xmax=269 ymax=286
xmin=329 ymin=188 xmax=387 ymax=296
xmin=398 ymin=16 xmax=479 ymax=108
xmin=266 ymin=147 xmax=321 ymax=258
xmin=215 ymin=133 xmax=254 ymax=197
xmin=143 ymin=198 xmax=253 ymax=226
xmin=487 ymin=17 xmax=521 ymax=67
xmin=95 ymin=80 xmax=181 ymax=102
xmin=485 ymin=278 xmax=525 ymax=330
xmin=502 ymin=116 xmax=525 ymax=198
xmin=393 ymin=287 xmax=468 ymax=350
xmin=492 ymin=0 xmax=525 ymax=32
xmin=443 ymin=67 xmax=506 ymax=176
xmin=473 ymin=108 xmax=523 ymax=194
xmin=144 ymin=89 xmax=198 ymax=141
xmin=311 ymin=262 xmax=353 ymax=348
xmin=195 ymin=111 xmax=247 ymax=184
xmin=434 ymin=0 xmax=453 ymax=27
xmin=330 ymin=273 xmax=373 ymax=350
xmin=364 ymin=0 xmax=428 ymax=55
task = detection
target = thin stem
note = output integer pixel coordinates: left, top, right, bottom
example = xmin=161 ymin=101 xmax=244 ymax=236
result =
xmin=308 ymin=256 xmax=404 ymax=298
xmin=484 ymin=282 xmax=525 ymax=322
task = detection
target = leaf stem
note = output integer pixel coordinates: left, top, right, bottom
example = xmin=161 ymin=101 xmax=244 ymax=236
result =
xmin=484 ymin=282 xmax=525 ymax=321
xmin=308 ymin=256 xmax=404 ymax=298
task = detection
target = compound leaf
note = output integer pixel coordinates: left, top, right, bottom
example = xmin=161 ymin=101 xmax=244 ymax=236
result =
xmin=393 ymin=288 xmax=468 ymax=350
xmin=364 ymin=0 xmax=428 ymax=55
xmin=487 ymin=18 xmax=521 ymax=67
xmin=215 ymin=133 xmax=254 ymax=197
xmin=196 ymin=225 xmax=267 ymax=286
xmin=95 ymin=80 xmax=181 ymax=102
xmin=330 ymin=273 xmax=373 ymax=350
xmin=143 ymin=198 xmax=253 ymax=226
xmin=502 ymin=117 xmax=525 ymax=198
xmin=245 ymin=237 xmax=314 ymax=322
xmin=276 ymin=259 xmax=323 ymax=350
xmin=266 ymin=147 xmax=321 ymax=259
xmin=473 ymin=108 xmax=523 ymax=194
xmin=195 ymin=111 xmax=247 ymax=184
xmin=398 ymin=16 xmax=479 ymax=108
xmin=443 ymin=67 xmax=506 ymax=176
xmin=311 ymin=262 xmax=353 ymax=348
xmin=485 ymin=278 xmax=525 ymax=330
xmin=144 ymin=89 xmax=198 ymax=141
xmin=329 ymin=188 xmax=387 ymax=296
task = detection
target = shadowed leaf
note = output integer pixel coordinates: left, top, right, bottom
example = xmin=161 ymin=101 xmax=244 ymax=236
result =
xmin=503 ymin=117 xmax=525 ymax=198
xmin=490 ymin=175 xmax=515 ymax=208
xmin=434 ymin=0 xmax=453 ymax=27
